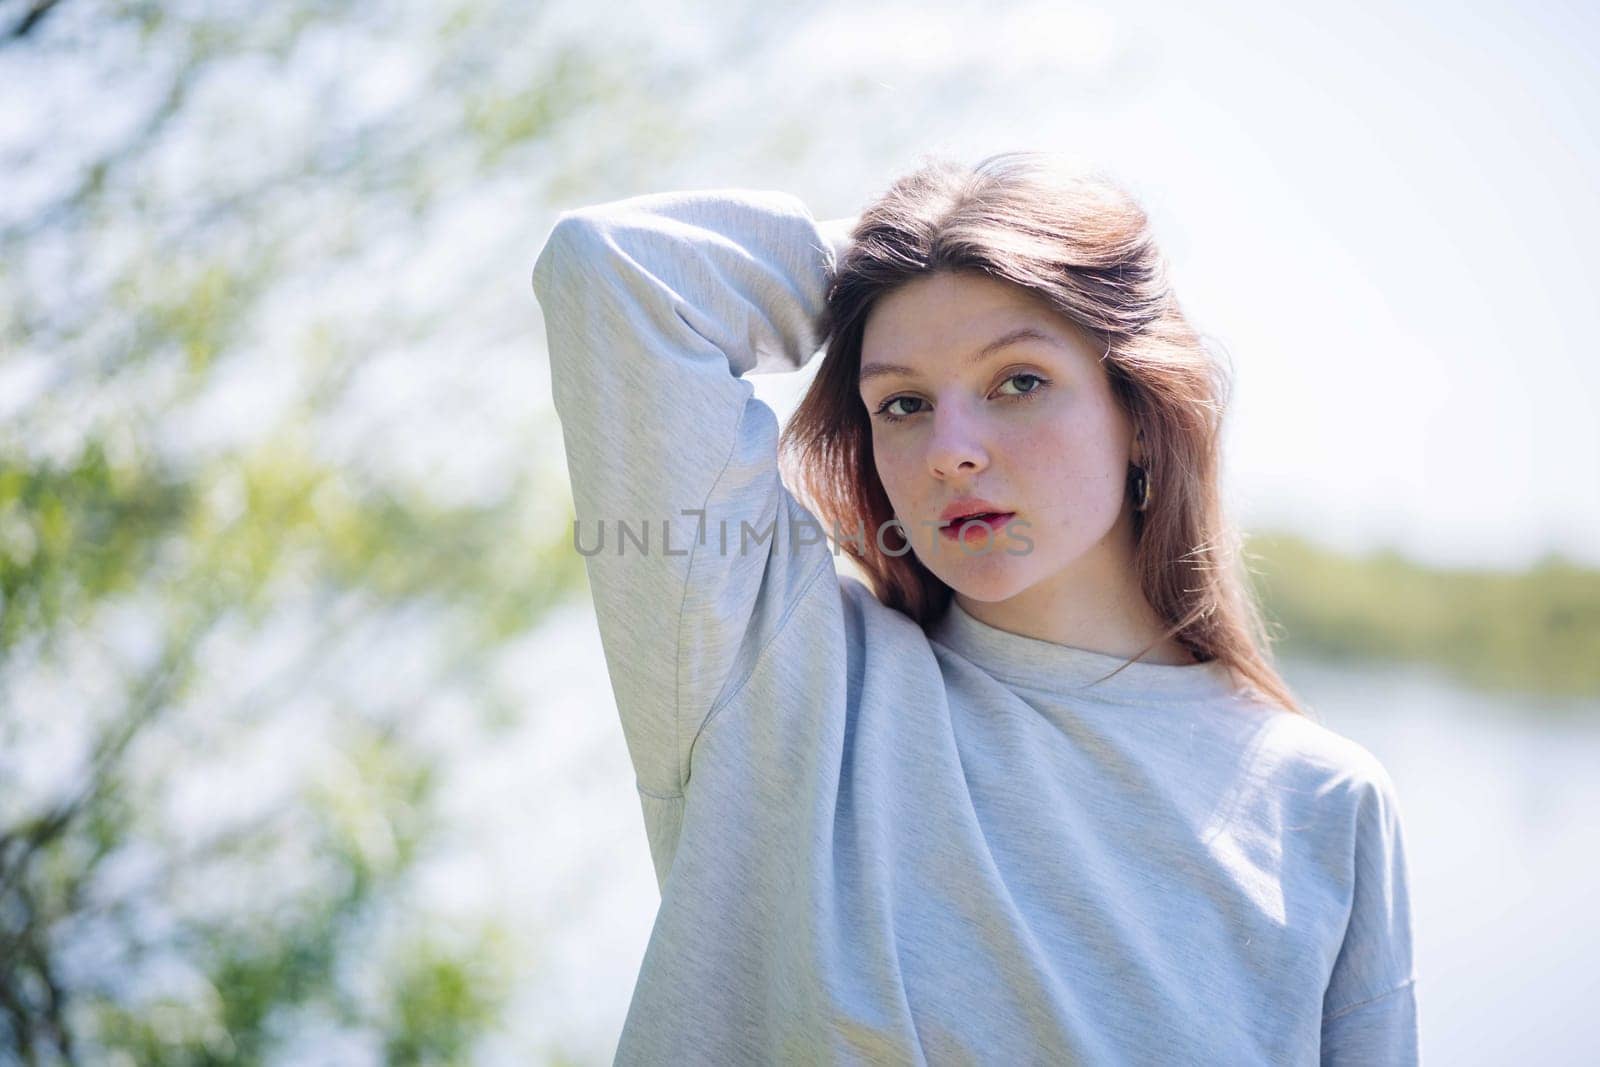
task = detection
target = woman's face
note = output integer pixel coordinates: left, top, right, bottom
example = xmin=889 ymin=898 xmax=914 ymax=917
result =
xmin=858 ymin=270 xmax=1141 ymax=607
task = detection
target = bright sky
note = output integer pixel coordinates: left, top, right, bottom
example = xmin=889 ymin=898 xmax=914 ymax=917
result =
xmin=741 ymin=0 xmax=1599 ymax=571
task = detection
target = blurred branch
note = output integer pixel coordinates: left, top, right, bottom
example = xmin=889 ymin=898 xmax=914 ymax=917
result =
xmin=2 ymin=0 xmax=65 ymax=42
xmin=0 ymin=601 xmax=217 ymax=1062
xmin=0 ymin=602 xmax=211 ymax=901
xmin=0 ymin=73 xmax=190 ymax=248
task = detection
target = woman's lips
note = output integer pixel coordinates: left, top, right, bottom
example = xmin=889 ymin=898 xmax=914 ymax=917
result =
xmin=938 ymin=512 xmax=1016 ymax=542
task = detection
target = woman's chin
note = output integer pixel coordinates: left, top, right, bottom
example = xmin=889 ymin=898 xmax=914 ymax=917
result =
xmin=930 ymin=556 xmax=1035 ymax=603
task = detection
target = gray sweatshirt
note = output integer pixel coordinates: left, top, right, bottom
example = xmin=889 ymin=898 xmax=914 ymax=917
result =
xmin=531 ymin=188 xmax=1418 ymax=1066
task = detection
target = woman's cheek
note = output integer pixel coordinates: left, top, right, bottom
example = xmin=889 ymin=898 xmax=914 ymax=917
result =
xmin=874 ymin=452 xmax=912 ymax=515
xmin=870 ymin=443 xmax=894 ymax=493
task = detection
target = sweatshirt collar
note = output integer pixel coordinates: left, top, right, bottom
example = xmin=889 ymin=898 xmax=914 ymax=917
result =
xmin=927 ymin=596 xmax=1242 ymax=705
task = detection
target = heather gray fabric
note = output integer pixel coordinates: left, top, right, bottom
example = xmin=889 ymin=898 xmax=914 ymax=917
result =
xmin=531 ymin=188 xmax=1418 ymax=1066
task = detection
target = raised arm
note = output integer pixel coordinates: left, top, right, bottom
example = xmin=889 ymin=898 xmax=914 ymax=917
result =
xmin=531 ymin=189 xmax=853 ymax=801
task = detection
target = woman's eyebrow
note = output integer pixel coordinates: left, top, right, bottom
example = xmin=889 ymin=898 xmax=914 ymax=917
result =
xmin=858 ymin=326 xmax=1063 ymax=386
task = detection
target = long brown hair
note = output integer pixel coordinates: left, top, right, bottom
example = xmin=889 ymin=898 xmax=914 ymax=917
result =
xmin=779 ymin=150 xmax=1307 ymax=717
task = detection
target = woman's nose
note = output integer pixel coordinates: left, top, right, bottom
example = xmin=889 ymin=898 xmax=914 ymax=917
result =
xmin=925 ymin=406 xmax=991 ymax=479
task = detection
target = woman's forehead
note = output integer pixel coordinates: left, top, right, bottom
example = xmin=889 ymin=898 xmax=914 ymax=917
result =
xmin=860 ymin=273 xmax=1093 ymax=380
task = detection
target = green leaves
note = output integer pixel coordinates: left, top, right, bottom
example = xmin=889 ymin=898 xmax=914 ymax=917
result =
xmin=0 ymin=437 xmax=192 ymax=653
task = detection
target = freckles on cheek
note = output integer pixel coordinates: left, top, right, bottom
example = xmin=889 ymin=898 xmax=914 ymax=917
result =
xmin=1004 ymin=435 xmax=1057 ymax=474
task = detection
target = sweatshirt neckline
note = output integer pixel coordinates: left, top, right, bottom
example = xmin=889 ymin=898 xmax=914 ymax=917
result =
xmin=928 ymin=596 xmax=1240 ymax=704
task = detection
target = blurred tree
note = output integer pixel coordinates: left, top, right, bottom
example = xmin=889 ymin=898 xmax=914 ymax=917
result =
xmin=1245 ymin=532 xmax=1600 ymax=704
xmin=0 ymin=0 xmax=767 ymax=1061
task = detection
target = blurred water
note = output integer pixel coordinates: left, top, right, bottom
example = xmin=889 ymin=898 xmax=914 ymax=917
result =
xmin=511 ymin=608 xmax=1600 ymax=1064
xmin=1287 ymin=656 xmax=1600 ymax=1066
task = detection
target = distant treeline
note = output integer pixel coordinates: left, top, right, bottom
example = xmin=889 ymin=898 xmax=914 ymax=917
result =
xmin=1244 ymin=531 xmax=1600 ymax=704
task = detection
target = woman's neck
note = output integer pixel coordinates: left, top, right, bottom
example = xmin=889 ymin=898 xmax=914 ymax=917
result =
xmin=953 ymin=553 xmax=1191 ymax=666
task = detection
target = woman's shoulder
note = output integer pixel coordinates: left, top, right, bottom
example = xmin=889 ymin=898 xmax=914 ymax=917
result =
xmin=1245 ymin=704 xmax=1404 ymax=811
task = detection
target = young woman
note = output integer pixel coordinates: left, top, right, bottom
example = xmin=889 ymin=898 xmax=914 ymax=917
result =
xmin=531 ymin=151 xmax=1418 ymax=1065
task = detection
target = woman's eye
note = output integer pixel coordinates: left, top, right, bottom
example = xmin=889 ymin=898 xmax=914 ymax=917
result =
xmin=998 ymin=372 xmax=1046 ymax=396
xmin=873 ymin=396 xmax=926 ymax=422
xmin=871 ymin=374 xmax=1049 ymax=424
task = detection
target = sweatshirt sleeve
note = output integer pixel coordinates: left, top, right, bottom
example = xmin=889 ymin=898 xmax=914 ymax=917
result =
xmin=1320 ymin=760 xmax=1420 ymax=1065
xmin=531 ymin=189 xmax=846 ymax=800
